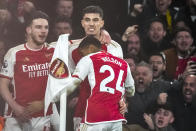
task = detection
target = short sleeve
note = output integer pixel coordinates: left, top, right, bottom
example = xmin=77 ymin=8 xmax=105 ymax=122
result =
xmin=72 ymin=55 xmax=91 ymax=81
xmin=125 ymin=64 xmax=135 ymax=96
xmin=0 ymin=48 xmax=15 ymax=79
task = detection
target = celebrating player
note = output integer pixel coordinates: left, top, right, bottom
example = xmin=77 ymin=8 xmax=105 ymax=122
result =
xmin=65 ymin=36 xmax=135 ymax=131
xmin=0 ymin=11 xmax=55 ymax=131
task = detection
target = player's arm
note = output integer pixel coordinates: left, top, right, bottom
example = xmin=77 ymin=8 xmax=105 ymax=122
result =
xmin=0 ymin=77 xmax=30 ymax=122
xmin=64 ymin=56 xmax=90 ymax=95
xmin=0 ymin=48 xmax=31 ymax=121
xmin=125 ymin=64 xmax=135 ymax=97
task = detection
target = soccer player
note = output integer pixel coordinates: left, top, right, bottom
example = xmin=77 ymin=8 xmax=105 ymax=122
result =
xmin=67 ymin=6 xmax=124 ymax=130
xmin=0 ymin=11 xmax=54 ymax=131
xmin=65 ymin=36 xmax=135 ymax=131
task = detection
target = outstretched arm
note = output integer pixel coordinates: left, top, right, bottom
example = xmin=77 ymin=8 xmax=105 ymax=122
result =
xmin=0 ymin=77 xmax=30 ymax=122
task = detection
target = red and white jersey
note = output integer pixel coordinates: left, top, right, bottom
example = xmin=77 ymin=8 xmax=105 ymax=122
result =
xmin=68 ymin=38 xmax=124 ymax=118
xmin=68 ymin=38 xmax=123 ymax=73
xmin=72 ymin=51 xmax=134 ymax=124
xmin=0 ymin=43 xmax=54 ymax=118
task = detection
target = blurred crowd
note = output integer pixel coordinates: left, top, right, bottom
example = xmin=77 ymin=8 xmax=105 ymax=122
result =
xmin=0 ymin=0 xmax=196 ymax=131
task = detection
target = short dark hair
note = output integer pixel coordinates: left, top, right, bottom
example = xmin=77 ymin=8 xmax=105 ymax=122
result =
xmin=25 ymin=10 xmax=49 ymax=27
xmin=54 ymin=16 xmax=72 ymax=27
xmin=79 ymin=35 xmax=101 ymax=49
xmin=149 ymin=52 xmax=166 ymax=64
xmin=174 ymin=27 xmax=192 ymax=38
xmin=82 ymin=5 xmax=103 ymax=19
xmin=147 ymin=17 xmax=166 ymax=31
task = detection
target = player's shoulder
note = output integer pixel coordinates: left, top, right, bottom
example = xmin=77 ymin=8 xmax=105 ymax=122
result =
xmin=7 ymin=44 xmax=25 ymax=54
xmin=109 ymin=40 xmax=122 ymax=48
xmin=49 ymin=41 xmax=57 ymax=47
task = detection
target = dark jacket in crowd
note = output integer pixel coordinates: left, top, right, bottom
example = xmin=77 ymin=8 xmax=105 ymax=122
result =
xmin=125 ymin=80 xmax=181 ymax=129
xmin=168 ymin=89 xmax=196 ymax=131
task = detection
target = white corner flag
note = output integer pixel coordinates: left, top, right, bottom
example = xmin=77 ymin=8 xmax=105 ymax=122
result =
xmin=45 ymin=34 xmax=70 ymax=131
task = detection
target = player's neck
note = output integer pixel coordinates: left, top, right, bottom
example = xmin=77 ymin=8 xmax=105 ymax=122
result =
xmin=26 ymin=40 xmax=44 ymax=50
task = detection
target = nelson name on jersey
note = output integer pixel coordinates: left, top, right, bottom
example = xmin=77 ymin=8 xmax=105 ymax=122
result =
xmin=101 ymin=56 xmax=122 ymax=67
xmin=22 ymin=62 xmax=50 ymax=78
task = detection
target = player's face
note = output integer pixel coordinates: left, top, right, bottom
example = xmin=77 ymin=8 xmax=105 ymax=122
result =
xmin=134 ymin=66 xmax=153 ymax=93
xmin=54 ymin=22 xmax=72 ymax=37
xmin=149 ymin=55 xmax=165 ymax=79
xmin=81 ymin=13 xmax=104 ymax=38
xmin=183 ymin=75 xmax=196 ymax=103
xmin=148 ymin=22 xmax=166 ymax=43
xmin=27 ymin=18 xmax=49 ymax=46
xmin=175 ymin=31 xmax=193 ymax=53
xmin=155 ymin=108 xmax=174 ymax=128
xmin=56 ymin=0 xmax=73 ymax=18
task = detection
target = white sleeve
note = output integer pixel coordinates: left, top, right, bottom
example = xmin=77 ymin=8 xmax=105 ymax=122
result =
xmin=107 ymin=40 xmax=123 ymax=58
xmin=72 ymin=55 xmax=91 ymax=81
xmin=0 ymin=48 xmax=15 ymax=78
xmin=125 ymin=64 xmax=135 ymax=97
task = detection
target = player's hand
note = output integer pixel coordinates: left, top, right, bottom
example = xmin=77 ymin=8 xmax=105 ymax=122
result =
xmin=99 ymin=29 xmax=111 ymax=45
xmin=157 ymin=93 xmax=168 ymax=105
xmin=119 ymin=99 xmax=127 ymax=115
xmin=143 ymin=113 xmax=154 ymax=130
xmin=26 ymin=100 xmax=44 ymax=115
xmin=13 ymin=104 xmax=30 ymax=122
xmin=73 ymin=117 xmax=82 ymax=131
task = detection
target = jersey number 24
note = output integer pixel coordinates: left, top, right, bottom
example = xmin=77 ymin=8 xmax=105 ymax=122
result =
xmin=99 ymin=65 xmax=124 ymax=94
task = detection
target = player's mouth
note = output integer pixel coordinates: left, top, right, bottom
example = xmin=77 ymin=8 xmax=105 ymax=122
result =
xmin=88 ymin=28 xmax=95 ymax=32
xmin=39 ymin=35 xmax=46 ymax=39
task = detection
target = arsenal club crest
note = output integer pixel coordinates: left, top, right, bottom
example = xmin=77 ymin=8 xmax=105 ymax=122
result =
xmin=50 ymin=58 xmax=69 ymax=79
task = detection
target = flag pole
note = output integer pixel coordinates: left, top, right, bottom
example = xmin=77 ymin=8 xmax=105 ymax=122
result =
xmin=60 ymin=90 xmax=67 ymax=131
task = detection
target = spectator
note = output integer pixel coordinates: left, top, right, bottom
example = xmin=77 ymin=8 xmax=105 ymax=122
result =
xmin=122 ymin=31 xmax=143 ymax=63
xmin=0 ymin=10 xmax=56 ymax=131
xmin=55 ymin=0 xmax=73 ymax=18
xmin=149 ymin=53 xmax=168 ymax=81
xmin=142 ymin=18 xmax=173 ymax=61
xmin=48 ymin=16 xmax=73 ymax=42
xmin=125 ymin=0 xmax=185 ymax=36
xmin=124 ymin=57 xmax=136 ymax=74
xmin=144 ymin=102 xmax=176 ymax=131
xmin=124 ymin=61 xmax=180 ymax=131
xmin=163 ymin=27 xmax=194 ymax=79
xmin=159 ymin=74 xmax=196 ymax=131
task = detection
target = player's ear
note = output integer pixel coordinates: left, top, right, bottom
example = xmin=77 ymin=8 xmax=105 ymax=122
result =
xmin=100 ymin=20 xmax=104 ymax=28
xmin=26 ymin=26 xmax=31 ymax=34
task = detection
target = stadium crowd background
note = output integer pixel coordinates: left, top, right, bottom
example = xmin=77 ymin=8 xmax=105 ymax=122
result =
xmin=0 ymin=0 xmax=196 ymax=131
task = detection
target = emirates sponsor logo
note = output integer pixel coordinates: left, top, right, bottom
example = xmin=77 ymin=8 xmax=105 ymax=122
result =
xmin=22 ymin=63 xmax=50 ymax=78
xmin=22 ymin=63 xmax=49 ymax=72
